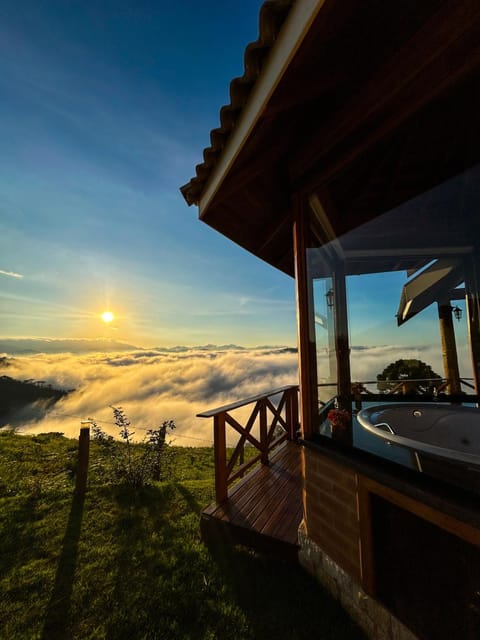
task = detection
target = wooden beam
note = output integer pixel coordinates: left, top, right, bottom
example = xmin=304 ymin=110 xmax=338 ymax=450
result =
xmin=293 ymin=193 xmax=318 ymax=438
xmin=224 ymin=414 xmax=262 ymax=450
xmin=290 ymin=0 xmax=480 ymax=188
xmin=465 ymin=252 xmax=480 ymax=396
xmin=332 ymin=262 xmax=352 ymax=426
xmin=214 ymin=413 xmax=228 ymax=503
xmin=204 ymin=135 xmax=289 ymax=211
xmin=357 ymin=479 xmax=376 ymax=596
xmin=260 ymin=399 xmax=268 ymax=465
xmin=197 ymin=385 xmax=297 ymax=417
xmin=199 ymin=0 xmax=328 ymax=217
xmin=437 ymin=302 xmax=461 ymax=394
xmin=359 ymin=475 xmax=480 ymax=548
xmin=226 ymin=401 xmax=261 ymax=474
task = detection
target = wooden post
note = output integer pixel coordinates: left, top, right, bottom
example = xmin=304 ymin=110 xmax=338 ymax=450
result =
xmin=465 ymin=253 xmax=480 ymax=396
xmin=293 ymin=194 xmax=318 ymax=439
xmin=285 ymin=389 xmax=292 ymax=441
xmin=357 ymin=479 xmax=376 ymax=597
xmin=332 ymin=263 xmax=353 ymax=446
xmin=75 ymin=424 xmax=90 ymax=496
xmin=287 ymin=386 xmax=299 ymax=441
xmin=333 ymin=264 xmax=351 ymax=404
xmin=437 ymin=301 xmax=461 ymax=394
xmin=213 ymin=413 xmax=228 ymax=503
xmin=260 ymin=399 xmax=268 ymax=465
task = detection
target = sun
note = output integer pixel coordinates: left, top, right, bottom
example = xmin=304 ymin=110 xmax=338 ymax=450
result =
xmin=101 ymin=310 xmax=115 ymax=323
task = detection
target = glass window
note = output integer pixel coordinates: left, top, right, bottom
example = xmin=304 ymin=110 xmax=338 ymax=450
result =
xmin=305 ymin=163 xmax=480 ymax=494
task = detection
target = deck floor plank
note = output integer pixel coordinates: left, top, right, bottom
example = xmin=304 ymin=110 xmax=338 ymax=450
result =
xmin=201 ymin=441 xmax=303 ymax=554
xmin=248 ymin=459 xmax=299 ymax=533
xmin=256 ymin=447 xmax=302 ymax=542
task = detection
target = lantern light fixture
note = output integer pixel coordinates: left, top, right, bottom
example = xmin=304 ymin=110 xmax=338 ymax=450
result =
xmin=326 ymin=289 xmax=334 ymax=309
xmin=452 ymin=306 xmax=462 ymax=321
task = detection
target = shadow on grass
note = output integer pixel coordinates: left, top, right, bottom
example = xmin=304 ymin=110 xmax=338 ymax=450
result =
xmin=0 ymin=495 xmax=42 ymax=577
xmin=173 ymin=481 xmax=201 ymax=511
xmin=206 ymin=534 xmax=367 ymax=640
xmin=101 ymin=482 xmax=364 ymax=640
xmin=41 ymin=492 xmax=85 ymax=640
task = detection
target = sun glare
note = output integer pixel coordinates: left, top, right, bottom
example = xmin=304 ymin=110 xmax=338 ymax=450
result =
xmin=101 ymin=311 xmax=115 ymax=323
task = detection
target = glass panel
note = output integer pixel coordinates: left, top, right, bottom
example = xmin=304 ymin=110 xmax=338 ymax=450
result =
xmin=312 ymin=276 xmax=336 ymax=405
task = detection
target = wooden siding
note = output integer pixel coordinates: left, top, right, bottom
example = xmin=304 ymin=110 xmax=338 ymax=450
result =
xmin=303 ymin=447 xmax=362 ymax=581
xmin=201 ymin=441 xmax=302 ymax=558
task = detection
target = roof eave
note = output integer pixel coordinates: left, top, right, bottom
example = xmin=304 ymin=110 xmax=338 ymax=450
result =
xmin=180 ymin=0 xmax=327 ymax=215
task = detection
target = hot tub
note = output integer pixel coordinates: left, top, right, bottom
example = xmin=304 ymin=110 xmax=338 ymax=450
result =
xmin=356 ymin=403 xmax=480 ymax=491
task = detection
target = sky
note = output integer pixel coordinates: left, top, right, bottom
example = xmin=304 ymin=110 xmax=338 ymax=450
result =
xmin=0 ymin=1 xmax=475 ymax=443
xmin=0 ymin=0 xmax=297 ymax=348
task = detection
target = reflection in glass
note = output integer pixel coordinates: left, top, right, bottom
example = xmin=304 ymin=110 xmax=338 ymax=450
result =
xmin=305 ymin=164 xmax=480 ymax=492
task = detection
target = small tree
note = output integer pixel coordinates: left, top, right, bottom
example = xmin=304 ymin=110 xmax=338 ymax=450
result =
xmin=91 ymin=406 xmax=175 ymax=487
xmin=377 ymin=359 xmax=441 ymax=394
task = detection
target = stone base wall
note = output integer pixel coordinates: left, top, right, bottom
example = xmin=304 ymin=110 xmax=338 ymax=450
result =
xmin=298 ymin=521 xmax=418 ymax=640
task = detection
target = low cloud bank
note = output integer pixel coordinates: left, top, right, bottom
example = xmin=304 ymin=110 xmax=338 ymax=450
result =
xmin=2 ymin=347 xmax=298 ymax=445
xmin=2 ymin=342 xmax=471 ymax=445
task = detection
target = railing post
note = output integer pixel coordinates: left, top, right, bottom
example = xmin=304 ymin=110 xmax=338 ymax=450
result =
xmin=260 ymin=398 xmax=268 ymax=465
xmin=75 ymin=423 xmax=90 ymax=496
xmin=214 ymin=413 xmax=228 ymax=503
xmin=288 ymin=387 xmax=299 ymax=441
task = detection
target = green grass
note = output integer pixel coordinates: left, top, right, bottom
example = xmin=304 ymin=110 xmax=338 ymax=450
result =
xmin=0 ymin=431 xmax=365 ymax=639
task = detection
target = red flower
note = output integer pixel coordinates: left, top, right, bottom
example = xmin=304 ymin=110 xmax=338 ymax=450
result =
xmin=327 ymin=409 xmax=351 ymax=430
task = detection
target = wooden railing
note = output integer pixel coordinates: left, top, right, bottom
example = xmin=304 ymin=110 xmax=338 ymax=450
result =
xmin=318 ymin=378 xmax=477 ymax=406
xmin=349 ymin=377 xmax=476 ymax=396
xmin=197 ymin=385 xmax=299 ymax=503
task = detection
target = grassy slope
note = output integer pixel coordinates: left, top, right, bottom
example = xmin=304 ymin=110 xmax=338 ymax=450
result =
xmin=0 ymin=432 xmax=365 ymax=640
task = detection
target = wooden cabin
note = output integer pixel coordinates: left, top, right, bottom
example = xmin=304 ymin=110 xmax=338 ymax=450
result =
xmin=181 ymin=1 xmax=480 ymax=638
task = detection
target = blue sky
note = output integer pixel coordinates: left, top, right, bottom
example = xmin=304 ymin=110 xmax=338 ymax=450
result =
xmin=0 ymin=0 xmax=297 ymax=347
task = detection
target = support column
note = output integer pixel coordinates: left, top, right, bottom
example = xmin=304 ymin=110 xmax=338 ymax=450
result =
xmin=465 ymin=253 xmax=480 ymax=396
xmin=437 ymin=301 xmax=461 ymax=394
xmin=332 ymin=262 xmax=353 ymax=446
xmin=293 ymin=194 xmax=318 ymax=439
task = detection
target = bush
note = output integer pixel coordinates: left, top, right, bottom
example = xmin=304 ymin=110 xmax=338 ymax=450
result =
xmin=91 ymin=406 xmax=175 ymax=487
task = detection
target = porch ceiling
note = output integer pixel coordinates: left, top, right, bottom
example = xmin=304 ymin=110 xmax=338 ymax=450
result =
xmin=181 ymin=0 xmax=480 ymax=276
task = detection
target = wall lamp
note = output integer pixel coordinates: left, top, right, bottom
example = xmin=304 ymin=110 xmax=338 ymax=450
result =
xmin=452 ymin=306 xmax=462 ymax=321
xmin=326 ymin=289 xmax=334 ymax=309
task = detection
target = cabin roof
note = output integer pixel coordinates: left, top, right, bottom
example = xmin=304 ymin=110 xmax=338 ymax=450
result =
xmin=180 ymin=0 xmax=294 ymax=207
xmin=181 ymin=0 xmax=480 ymax=276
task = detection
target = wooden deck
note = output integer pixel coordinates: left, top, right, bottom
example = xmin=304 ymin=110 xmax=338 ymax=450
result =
xmin=201 ymin=441 xmax=303 ymax=559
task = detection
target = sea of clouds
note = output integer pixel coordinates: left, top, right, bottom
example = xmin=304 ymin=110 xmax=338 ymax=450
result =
xmin=1 ymin=340 xmax=472 ymax=445
xmin=1 ymin=345 xmax=298 ymax=445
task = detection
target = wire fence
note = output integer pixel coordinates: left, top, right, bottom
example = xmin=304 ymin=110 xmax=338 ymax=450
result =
xmin=47 ymin=409 xmax=215 ymax=446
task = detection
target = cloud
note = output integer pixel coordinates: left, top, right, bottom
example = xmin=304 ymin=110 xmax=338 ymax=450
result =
xmin=1 ymin=347 xmax=299 ymax=446
xmin=0 ymin=269 xmax=23 ymax=278
xmin=2 ymin=342 xmax=473 ymax=446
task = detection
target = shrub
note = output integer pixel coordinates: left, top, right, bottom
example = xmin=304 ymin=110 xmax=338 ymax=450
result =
xmin=91 ymin=406 xmax=175 ymax=487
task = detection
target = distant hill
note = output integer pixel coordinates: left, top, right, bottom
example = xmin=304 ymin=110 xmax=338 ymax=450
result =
xmin=0 ymin=375 xmax=72 ymax=428
xmin=0 ymin=338 xmax=141 ymax=355
xmin=153 ymin=344 xmax=246 ymax=353
xmin=0 ymin=339 xmax=296 ymax=356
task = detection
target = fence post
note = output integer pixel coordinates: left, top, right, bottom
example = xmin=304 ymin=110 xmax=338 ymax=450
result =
xmin=213 ymin=413 xmax=228 ymax=503
xmin=75 ymin=423 xmax=90 ymax=496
